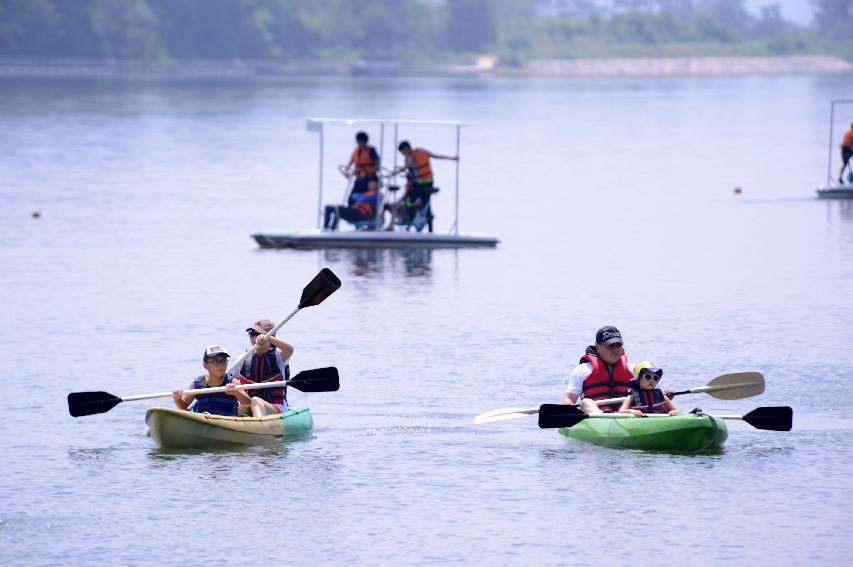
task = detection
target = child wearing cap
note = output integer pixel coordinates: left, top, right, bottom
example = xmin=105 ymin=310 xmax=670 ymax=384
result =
xmin=172 ymin=345 xmax=251 ymax=416
xmin=618 ymin=361 xmax=680 ymax=417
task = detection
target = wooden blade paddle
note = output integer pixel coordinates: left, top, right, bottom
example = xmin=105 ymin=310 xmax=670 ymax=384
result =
xmin=473 ymin=407 xmax=539 ymax=425
xmin=474 ymin=371 xmax=766 ymax=424
xmin=68 ymin=367 xmax=340 ymax=417
xmin=668 ymin=371 xmax=764 ymax=401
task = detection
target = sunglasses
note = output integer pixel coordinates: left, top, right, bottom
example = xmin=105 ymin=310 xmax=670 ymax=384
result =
xmin=247 ymin=330 xmax=261 ymax=338
xmin=640 ymin=373 xmax=660 ymax=381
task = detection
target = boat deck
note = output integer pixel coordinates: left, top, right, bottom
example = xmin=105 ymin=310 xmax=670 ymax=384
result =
xmin=252 ymin=229 xmax=499 ymax=249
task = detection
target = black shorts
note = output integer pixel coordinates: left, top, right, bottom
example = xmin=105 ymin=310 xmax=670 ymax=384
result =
xmin=406 ymin=183 xmax=433 ymax=207
xmin=842 ymin=146 xmax=853 ymax=164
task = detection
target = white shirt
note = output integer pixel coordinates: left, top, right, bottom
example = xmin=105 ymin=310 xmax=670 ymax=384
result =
xmin=565 ymin=361 xmax=635 ymax=398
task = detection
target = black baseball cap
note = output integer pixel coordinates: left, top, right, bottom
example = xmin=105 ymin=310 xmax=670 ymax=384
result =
xmin=595 ymin=326 xmax=623 ymax=346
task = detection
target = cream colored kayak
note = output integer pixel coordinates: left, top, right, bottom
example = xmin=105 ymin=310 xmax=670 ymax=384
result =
xmin=145 ymin=406 xmax=313 ymax=449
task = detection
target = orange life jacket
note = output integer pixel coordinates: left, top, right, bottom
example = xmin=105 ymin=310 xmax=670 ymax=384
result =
xmin=352 ymin=146 xmax=378 ymax=177
xmin=351 ymin=190 xmax=378 ymax=218
xmin=843 ymin=129 xmax=853 ymax=147
xmin=410 ymin=149 xmax=433 ymax=184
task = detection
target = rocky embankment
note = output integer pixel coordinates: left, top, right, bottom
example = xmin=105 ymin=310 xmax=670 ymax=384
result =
xmin=523 ymin=55 xmax=853 ymax=77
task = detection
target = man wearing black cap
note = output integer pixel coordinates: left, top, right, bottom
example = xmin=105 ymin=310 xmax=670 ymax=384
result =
xmin=562 ymin=326 xmax=634 ymax=414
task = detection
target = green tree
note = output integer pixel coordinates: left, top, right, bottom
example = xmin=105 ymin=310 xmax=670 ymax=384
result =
xmin=0 ymin=0 xmax=60 ymax=55
xmin=444 ymin=0 xmax=496 ymax=53
xmin=813 ymin=0 xmax=853 ymax=39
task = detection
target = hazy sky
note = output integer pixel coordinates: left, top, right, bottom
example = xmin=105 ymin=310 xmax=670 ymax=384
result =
xmin=744 ymin=0 xmax=813 ymax=25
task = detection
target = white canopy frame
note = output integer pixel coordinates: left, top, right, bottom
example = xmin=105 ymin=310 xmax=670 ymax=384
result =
xmin=306 ymin=118 xmax=465 ymax=234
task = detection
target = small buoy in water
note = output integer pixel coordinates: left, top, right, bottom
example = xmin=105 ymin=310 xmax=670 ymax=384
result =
xmin=734 ymin=187 xmax=742 ymax=194
xmin=31 ymin=210 xmax=41 ymax=218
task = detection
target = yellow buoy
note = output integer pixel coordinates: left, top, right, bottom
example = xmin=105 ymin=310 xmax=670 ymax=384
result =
xmin=734 ymin=187 xmax=742 ymax=194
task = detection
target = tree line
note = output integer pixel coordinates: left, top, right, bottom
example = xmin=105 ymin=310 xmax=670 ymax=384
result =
xmin=0 ymin=0 xmax=851 ymax=63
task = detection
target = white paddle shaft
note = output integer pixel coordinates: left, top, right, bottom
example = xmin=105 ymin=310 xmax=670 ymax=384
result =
xmin=121 ymin=380 xmax=289 ymax=402
xmin=226 ymin=306 xmax=300 ymax=375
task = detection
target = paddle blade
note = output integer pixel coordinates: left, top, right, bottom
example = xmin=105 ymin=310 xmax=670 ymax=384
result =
xmin=743 ymin=406 xmax=793 ymax=431
xmin=474 ymin=407 xmax=539 ymax=425
xmin=538 ymin=404 xmax=588 ymax=429
xmin=298 ymin=268 xmax=341 ymax=309
xmin=288 ymin=367 xmax=339 ymax=392
xmin=705 ymin=371 xmax=765 ymax=400
xmin=68 ymin=391 xmax=122 ymax=417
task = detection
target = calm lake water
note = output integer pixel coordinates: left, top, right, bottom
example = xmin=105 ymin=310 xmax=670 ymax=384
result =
xmin=1 ymin=73 xmax=853 ymax=565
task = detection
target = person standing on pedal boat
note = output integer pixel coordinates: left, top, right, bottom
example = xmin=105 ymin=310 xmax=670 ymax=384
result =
xmin=172 ymin=345 xmax=251 ymax=416
xmin=619 ymin=361 xmax=679 ymax=417
xmin=839 ymin=123 xmax=853 ymax=185
xmin=385 ymin=141 xmax=457 ymax=231
xmin=343 ymin=131 xmax=380 ymax=196
xmin=237 ymin=319 xmax=295 ymax=418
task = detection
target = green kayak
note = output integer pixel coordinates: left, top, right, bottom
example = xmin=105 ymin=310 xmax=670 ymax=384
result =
xmin=145 ymin=405 xmax=313 ymax=449
xmin=559 ymin=412 xmax=728 ymax=451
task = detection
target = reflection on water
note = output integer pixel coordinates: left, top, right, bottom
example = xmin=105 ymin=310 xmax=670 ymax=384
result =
xmin=320 ymin=247 xmax=435 ymax=278
xmin=828 ymin=200 xmax=853 ymax=221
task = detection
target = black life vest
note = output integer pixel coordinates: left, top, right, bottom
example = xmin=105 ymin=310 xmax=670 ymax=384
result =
xmin=238 ymin=348 xmax=289 ymax=405
xmin=191 ymin=373 xmax=239 ymax=416
xmin=630 ymin=388 xmax=669 ymax=414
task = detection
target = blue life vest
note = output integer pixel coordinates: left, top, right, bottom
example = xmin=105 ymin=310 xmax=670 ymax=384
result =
xmin=630 ymin=388 xmax=668 ymax=414
xmin=238 ymin=348 xmax=289 ymax=405
xmin=191 ymin=373 xmax=239 ymax=416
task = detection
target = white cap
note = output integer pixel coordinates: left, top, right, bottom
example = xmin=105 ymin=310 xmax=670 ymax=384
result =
xmin=203 ymin=344 xmax=230 ymax=360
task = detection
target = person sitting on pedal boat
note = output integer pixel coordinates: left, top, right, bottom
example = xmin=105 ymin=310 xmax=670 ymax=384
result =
xmin=562 ymin=326 xmax=634 ymax=414
xmin=172 ymin=345 xmax=251 ymax=416
xmin=619 ymin=361 xmax=679 ymax=417
xmin=323 ymin=184 xmax=380 ymax=230
xmin=237 ymin=319 xmax=294 ymax=418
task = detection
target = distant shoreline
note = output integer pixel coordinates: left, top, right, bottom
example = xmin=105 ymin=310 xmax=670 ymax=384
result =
xmin=1 ymin=55 xmax=850 ymax=79
xmin=521 ymin=55 xmax=853 ymax=77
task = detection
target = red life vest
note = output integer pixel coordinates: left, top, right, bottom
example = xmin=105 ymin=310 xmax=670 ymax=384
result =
xmin=581 ymin=352 xmax=633 ymax=406
xmin=238 ymin=348 xmax=288 ymax=405
xmin=629 ymin=388 xmax=669 ymax=414
xmin=410 ymin=149 xmax=433 ymax=184
xmin=352 ymin=146 xmax=378 ymax=177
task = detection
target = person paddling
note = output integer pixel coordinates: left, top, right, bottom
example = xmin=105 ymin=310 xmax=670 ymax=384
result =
xmin=237 ymin=319 xmax=295 ymax=418
xmin=172 ymin=345 xmax=251 ymax=416
xmin=562 ymin=326 xmax=633 ymax=414
xmin=619 ymin=361 xmax=679 ymax=417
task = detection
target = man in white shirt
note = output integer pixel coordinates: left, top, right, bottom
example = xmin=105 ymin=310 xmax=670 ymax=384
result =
xmin=562 ymin=326 xmax=634 ymax=414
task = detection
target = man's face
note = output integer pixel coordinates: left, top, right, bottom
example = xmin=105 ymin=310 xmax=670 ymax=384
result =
xmin=596 ymin=341 xmax=624 ymax=365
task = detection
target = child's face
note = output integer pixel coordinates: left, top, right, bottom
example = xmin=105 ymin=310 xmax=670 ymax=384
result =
xmin=638 ymin=372 xmax=660 ymax=390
